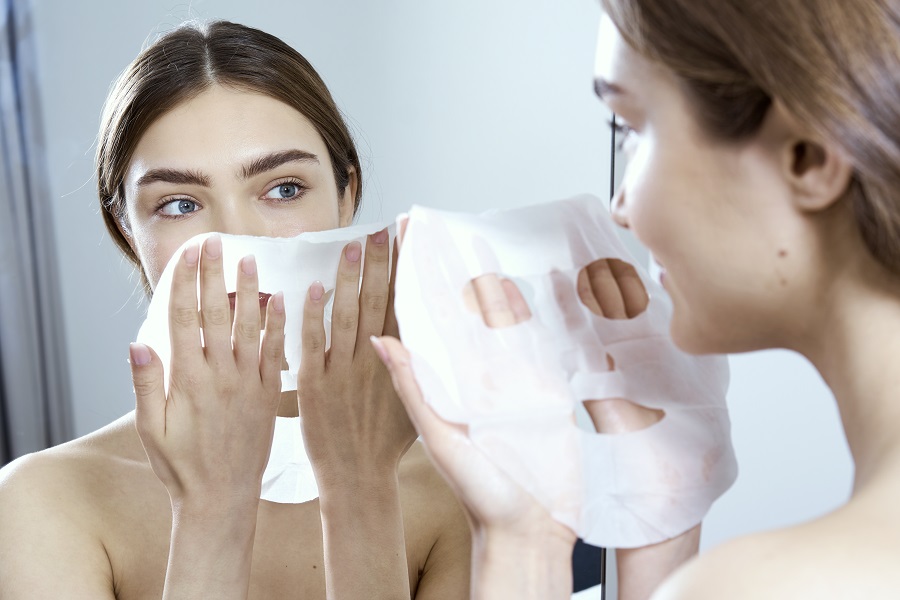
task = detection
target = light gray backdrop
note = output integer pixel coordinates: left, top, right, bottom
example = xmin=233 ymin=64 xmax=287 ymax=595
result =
xmin=29 ymin=0 xmax=853 ymax=595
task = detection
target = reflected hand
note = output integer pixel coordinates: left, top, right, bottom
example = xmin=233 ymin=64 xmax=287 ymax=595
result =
xmin=129 ymin=235 xmax=286 ymax=510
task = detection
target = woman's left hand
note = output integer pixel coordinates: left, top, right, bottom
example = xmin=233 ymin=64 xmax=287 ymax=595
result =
xmin=297 ymin=227 xmax=416 ymax=488
xmin=297 ymin=228 xmax=417 ymax=599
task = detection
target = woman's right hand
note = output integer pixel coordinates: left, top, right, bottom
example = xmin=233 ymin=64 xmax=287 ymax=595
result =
xmin=128 ymin=234 xmax=286 ymax=511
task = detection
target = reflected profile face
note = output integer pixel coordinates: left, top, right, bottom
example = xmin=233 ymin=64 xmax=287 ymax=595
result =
xmin=122 ymin=85 xmax=355 ymax=292
xmin=594 ymin=15 xmax=801 ymax=354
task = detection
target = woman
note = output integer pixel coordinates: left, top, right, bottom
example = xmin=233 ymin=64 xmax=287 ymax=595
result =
xmin=0 ymin=21 xmax=470 ymax=598
xmin=374 ymin=0 xmax=900 ymax=598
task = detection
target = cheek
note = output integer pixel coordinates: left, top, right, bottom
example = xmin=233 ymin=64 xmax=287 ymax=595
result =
xmin=132 ymin=230 xmax=180 ymax=292
xmin=621 ymin=144 xmax=682 ymax=255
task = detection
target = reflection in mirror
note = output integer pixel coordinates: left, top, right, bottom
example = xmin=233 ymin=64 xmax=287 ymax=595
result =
xmin=577 ymin=258 xmax=649 ymax=319
xmin=463 ymin=274 xmax=533 ymax=328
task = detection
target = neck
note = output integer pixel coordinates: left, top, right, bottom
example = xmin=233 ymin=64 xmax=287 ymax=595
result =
xmin=796 ymin=271 xmax=900 ymax=493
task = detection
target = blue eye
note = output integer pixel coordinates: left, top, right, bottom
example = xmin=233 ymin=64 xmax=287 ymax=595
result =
xmin=264 ymin=180 xmax=306 ymax=201
xmin=159 ymin=198 xmax=199 ymax=217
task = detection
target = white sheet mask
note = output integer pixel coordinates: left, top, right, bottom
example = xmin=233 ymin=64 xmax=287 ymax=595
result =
xmin=394 ymin=195 xmax=737 ymax=548
xmin=135 ymin=221 xmax=393 ymax=504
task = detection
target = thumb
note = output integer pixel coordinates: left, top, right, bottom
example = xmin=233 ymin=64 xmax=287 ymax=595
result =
xmin=129 ymin=342 xmax=166 ymax=440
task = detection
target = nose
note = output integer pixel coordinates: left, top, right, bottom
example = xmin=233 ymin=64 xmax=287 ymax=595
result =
xmin=610 ymin=186 xmax=630 ymax=229
xmin=212 ymin=201 xmax=270 ymax=237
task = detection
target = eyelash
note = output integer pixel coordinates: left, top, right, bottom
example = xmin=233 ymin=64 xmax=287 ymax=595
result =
xmin=607 ymin=117 xmax=634 ymax=152
xmin=263 ymin=177 xmax=309 ymax=203
xmin=153 ymin=177 xmax=310 ymax=220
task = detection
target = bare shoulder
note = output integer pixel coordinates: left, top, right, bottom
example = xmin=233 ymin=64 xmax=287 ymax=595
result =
xmin=0 ymin=413 xmax=146 ymax=598
xmin=653 ymin=503 xmax=900 ymax=600
xmin=399 ymin=440 xmax=467 ymax=521
xmin=398 ymin=441 xmax=472 ymax=598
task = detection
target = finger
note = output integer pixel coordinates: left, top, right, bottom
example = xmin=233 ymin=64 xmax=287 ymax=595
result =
xmin=198 ymin=235 xmax=232 ymax=366
xmin=329 ymin=242 xmax=362 ymax=364
xmin=168 ymin=243 xmax=203 ymax=368
xmin=586 ymin=259 xmax=627 ymax=319
xmin=232 ymin=255 xmax=262 ymax=374
xmin=130 ymin=342 xmax=166 ymax=440
xmin=473 ymin=274 xmax=517 ymax=328
xmin=300 ymin=281 xmax=327 ymax=380
xmin=259 ymin=291 xmax=286 ymax=399
xmin=500 ymin=278 xmax=532 ymax=324
xmin=356 ymin=228 xmax=391 ymax=351
xmin=608 ymin=259 xmax=649 ymax=318
xmin=383 ymin=235 xmax=400 ymax=338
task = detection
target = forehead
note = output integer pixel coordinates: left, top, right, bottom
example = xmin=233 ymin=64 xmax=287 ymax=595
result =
xmin=125 ymin=86 xmax=329 ymax=183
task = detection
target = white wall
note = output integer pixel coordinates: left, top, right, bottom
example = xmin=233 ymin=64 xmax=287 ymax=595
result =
xmin=29 ymin=0 xmax=852 ymax=586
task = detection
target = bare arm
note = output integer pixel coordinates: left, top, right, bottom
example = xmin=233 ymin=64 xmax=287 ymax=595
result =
xmin=300 ymin=232 xmax=418 ymax=599
xmin=317 ymin=472 xmax=411 ymax=598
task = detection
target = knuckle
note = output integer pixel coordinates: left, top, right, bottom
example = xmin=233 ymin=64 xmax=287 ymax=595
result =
xmin=236 ymin=321 xmax=261 ymax=340
xmin=366 ymin=247 xmax=389 ymax=264
xmin=333 ymin=313 xmax=357 ymax=331
xmin=263 ymin=340 xmax=284 ymax=363
xmin=171 ymin=306 xmax=198 ymax=327
xmin=305 ymin=334 xmax=325 ymax=354
xmin=202 ymin=306 xmax=230 ymax=327
xmin=170 ymin=370 xmax=201 ymax=393
xmin=132 ymin=375 xmax=160 ymax=398
xmin=362 ymin=292 xmax=388 ymax=313
xmin=339 ymin=270 xmax=361 ymax=286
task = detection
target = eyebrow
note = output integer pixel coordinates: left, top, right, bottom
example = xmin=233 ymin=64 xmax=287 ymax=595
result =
xmin=593 ymin=78 xmax=627 ymax=100
xmin=135 ymin=149 xmax=321 ymax=188
xmin=240 ymin=149 xmax=320 ymax=179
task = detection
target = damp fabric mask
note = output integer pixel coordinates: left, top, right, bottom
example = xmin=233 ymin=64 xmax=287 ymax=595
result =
xmin=393 ymin=195 xmax=737 ymax=548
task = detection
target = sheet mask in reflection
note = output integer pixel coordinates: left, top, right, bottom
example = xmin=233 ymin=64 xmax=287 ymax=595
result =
xmin=394 ymin=195 xmax=737 ymax=548
xmin=135 ymin=221 xmax=393 ymax=504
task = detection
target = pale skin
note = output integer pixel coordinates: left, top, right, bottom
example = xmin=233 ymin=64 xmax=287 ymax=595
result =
xmin=377 ymin=13 xmax=900 ymax=599
xmin=0 ymin=86 xmax=470 ymax=599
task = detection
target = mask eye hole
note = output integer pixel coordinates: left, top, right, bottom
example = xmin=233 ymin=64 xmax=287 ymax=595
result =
xmin=462 ymin=274 xmax=533 ymax=328
xmin=577 ymin=258 xmax=649 ymax=319
xmin=578 ymin=398 xmax=666 ymax=435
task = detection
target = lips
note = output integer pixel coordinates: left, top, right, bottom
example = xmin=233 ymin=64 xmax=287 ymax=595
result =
xmin=227 ymin=291 xmax=272 ymax=311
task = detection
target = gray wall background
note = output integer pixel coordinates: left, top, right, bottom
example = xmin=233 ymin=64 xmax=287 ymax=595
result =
xmin=29 ymin=0 xmax=852 ymax=581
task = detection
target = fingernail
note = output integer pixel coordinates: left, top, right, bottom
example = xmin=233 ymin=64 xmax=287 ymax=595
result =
xmin=183 ymin=244 xmax=199 ymax=266
xmin=129 ymin=342 xmax=151 ymax=366
xmin=272 ymin=291 xmax=285 ymax=313
xmin=241 ymin=255 xmax=257 ymax=276
xmin=372 ymin=228 xmax=388 ymax=245
xmin=370 ymin=336 xmax=390 ymax=367
xmin=310 ymin=280 xmax=324 ymax=301
xmin=345 ymin=241 xmax=361 ymax=262
xmin=205 ymin=234 xmax=222 ymax=259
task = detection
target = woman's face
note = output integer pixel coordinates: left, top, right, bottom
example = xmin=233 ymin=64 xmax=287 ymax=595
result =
xmin=595 ymin=16 xmax=809 ymax=354
xmin=122 ymin=85 xmax=355 ymax=291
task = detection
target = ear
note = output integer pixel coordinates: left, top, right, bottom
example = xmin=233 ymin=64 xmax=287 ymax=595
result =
xmin=338 ymin=166 xmax=358 ymax=227
xmin=772 ymin=103 xmax=854 ymax=213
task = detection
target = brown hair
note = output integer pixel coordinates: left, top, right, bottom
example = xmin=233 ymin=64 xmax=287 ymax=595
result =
xmin=97 ymin=20 xmax=362 ymax=290
xmin=602 ymin=0 xmax=900 ymax=274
